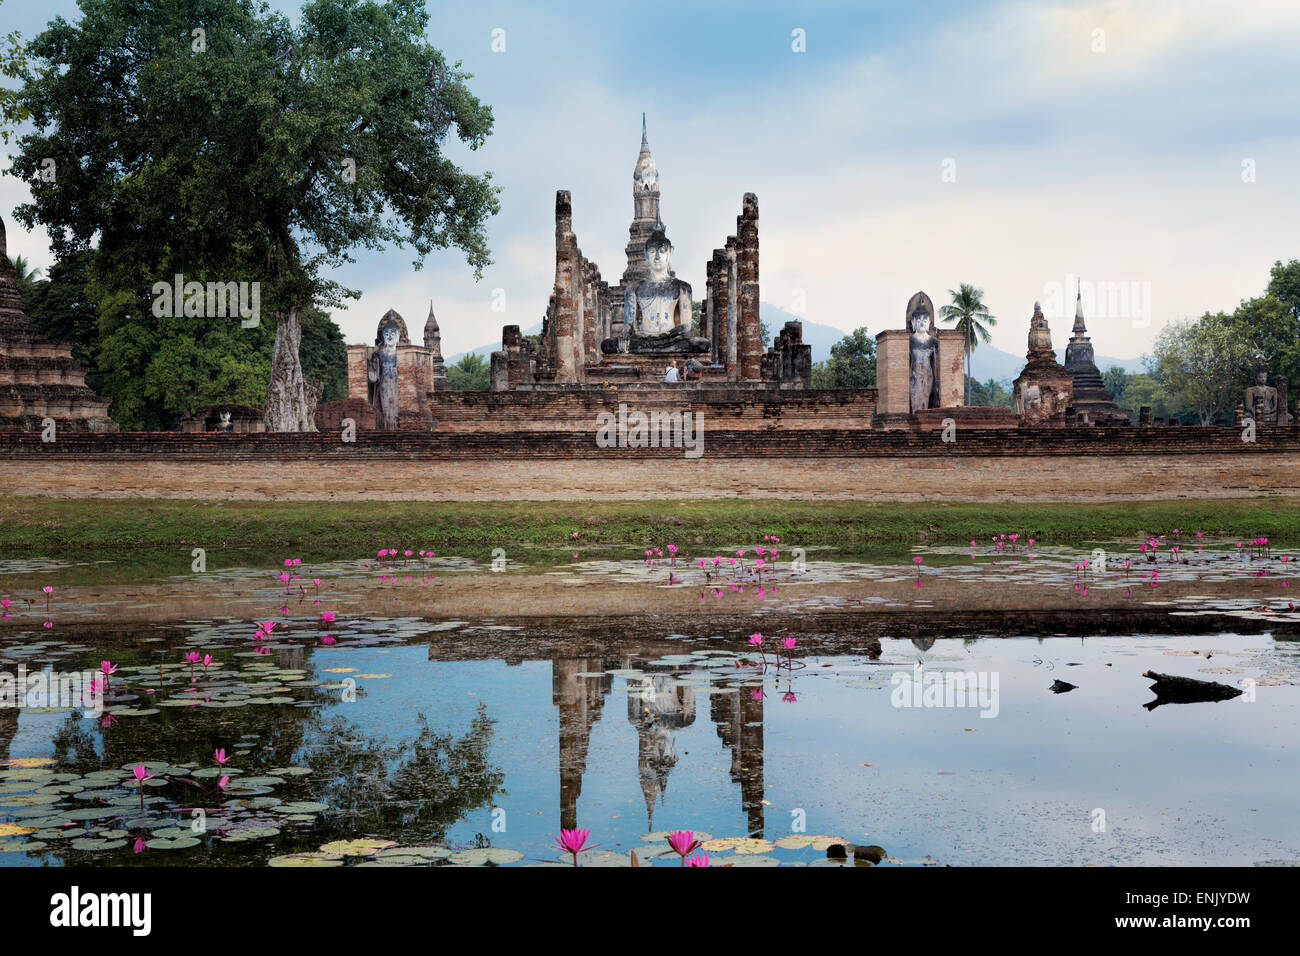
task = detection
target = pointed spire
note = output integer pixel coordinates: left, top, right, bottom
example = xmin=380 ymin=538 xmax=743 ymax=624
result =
xmin=424 ymin=299 xmax=439 ymax=332
xmin=1072 ymin=280 xmax=1087 ymax=336
xmin=641 ymin=111 xmax=647 ymax=147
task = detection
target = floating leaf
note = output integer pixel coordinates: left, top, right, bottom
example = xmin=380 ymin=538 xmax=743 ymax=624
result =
xmin=319 ymin=838 xmax=397 ymax=857
xmin=448 ymin=847 xmax=524 ymax=866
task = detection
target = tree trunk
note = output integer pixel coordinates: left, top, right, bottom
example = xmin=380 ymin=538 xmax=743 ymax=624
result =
xmin=263 ymin=304 xmax=319 ymax=432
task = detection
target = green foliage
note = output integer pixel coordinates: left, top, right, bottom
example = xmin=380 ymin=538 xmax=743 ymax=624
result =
xmin=299 ymin=306 xmax=348 ymax=403
xmin=20 ymin=249 xmax=98 ymax=382
xmin=967 ymin=377 xmax=1014 ymax=409
xmin=0 ymin=1 xmax=28 ymax=145
xmin=447 ymin=352 xmax=489 ymax=391
xmin=938 ymin=283 xmax=996 ymax=405
xmin=7 ymin=253 xmax=40 ymax=301
xmin=811 ymin=327 xmax=875 ymax=388
xmin=10 ymin=0 xmax=498 ymax=427
xmin=1145 ymin=313 xmax=1256 ymax=425
xmin=1119 ymin=372 xmax=1189 ymax=423
xmin=1102 ymin=366 xmax=1129 ymax=403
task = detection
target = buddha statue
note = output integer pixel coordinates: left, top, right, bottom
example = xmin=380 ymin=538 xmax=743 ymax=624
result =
xmin=614 ymin=229 xmax=709 ymax=354
xmin=907 ymin=295 xmax=940 ymax=412
xmin=367 ymin=315 xmax=401 ymax=430
xmin=1244 ymin=360 xmax=1280 ymax=425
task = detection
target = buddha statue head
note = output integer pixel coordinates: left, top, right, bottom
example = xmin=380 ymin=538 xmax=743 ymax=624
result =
xmin=905 ymin=291 xmax=937 ymax=336
xmin=376 ymin=315 xmax=401 ymax=349
xmin=645 ymin=229 xmax=672 ymax=282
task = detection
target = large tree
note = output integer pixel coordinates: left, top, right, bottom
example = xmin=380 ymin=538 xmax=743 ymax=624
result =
xmin=938 ymin=283 xmax=996 ymax=404
xmin=1146 ymin=313 xmax=1256 ymax=425
xmin=10 ymin=0 xmax=498 ymax=430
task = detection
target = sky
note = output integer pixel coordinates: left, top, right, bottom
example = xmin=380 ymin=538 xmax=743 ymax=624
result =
xmin=2 ymin=0 xmax=1299 ymax=372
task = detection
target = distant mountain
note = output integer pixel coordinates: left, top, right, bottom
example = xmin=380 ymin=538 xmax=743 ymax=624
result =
xmin=447 ymin=304 xmax=1145 ymax=376
xmin=968 ymin=344 xmax=1145 ymax=384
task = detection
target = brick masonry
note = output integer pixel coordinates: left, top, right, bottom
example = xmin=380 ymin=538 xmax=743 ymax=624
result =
xmin=3 ymin=426 xmax=1300 ymax=501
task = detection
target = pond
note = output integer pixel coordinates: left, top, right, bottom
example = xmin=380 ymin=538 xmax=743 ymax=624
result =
xmin=2 ymin=538 xmax=1298 ymax=867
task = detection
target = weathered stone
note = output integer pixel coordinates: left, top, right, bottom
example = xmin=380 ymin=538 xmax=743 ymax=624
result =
xmin=0 ymin=214 xmax=116 ymax=432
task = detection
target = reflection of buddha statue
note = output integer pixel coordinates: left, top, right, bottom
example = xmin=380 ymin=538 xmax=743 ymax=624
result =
xmin=907 ymin=298 xmax=940 ymax=412
xmin=367 ymin=316 xmax=401 ymax=430
xmin=1244 ymin=361 xmax=1279 ymax=425
xmin=618 ymin=230 xmax=709 ymax=354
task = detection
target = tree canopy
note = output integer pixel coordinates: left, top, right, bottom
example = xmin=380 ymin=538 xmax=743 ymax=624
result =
xmin=10 ymin=0 xmax=499 ymax=429
xmin=811 ymin=327 xmax=875 ymax=389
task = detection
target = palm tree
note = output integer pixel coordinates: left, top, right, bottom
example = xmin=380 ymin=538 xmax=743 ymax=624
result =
xmin=7 ymin=255 xmax=42 ymax=303
xmin=939 ymin=283 xmax=996 ymax=405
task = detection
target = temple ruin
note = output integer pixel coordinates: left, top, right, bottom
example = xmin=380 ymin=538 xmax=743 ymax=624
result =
xmin=0 ymin=214 xmax=116 ymax=432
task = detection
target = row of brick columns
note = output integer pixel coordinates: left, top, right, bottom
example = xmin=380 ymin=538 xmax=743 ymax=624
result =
xmin=704 ymin=193 xmax=760 ymax=381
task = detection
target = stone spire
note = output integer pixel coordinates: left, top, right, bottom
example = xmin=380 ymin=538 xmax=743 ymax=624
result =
xmin=1062 ymin=281 xmax=1125 ymax=421
xmin=424 ymin=300 xmax=447 ymax=386
xmin=1071 ymin=282 xmax=1088 ymax=337
xmin=623 ymin=114 xmax=664 ymax=286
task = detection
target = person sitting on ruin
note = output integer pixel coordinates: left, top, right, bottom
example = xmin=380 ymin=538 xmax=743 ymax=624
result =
xmin=663 ymin=361 xmax=680 ymax=383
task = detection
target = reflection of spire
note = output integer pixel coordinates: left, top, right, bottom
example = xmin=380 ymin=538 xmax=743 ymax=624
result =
xmin=554 ymin=658 xmax=612 ymax=831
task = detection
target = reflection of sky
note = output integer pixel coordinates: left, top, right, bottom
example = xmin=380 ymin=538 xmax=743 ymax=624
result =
xmin=262 ymin=633 xmax=1300 ymax=866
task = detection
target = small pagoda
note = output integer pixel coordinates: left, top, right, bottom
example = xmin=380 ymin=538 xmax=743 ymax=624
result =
xmin=0 ymin=214 xmax=116 ymax=432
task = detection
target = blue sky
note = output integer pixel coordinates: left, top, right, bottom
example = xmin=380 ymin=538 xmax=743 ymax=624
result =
xmin=3 ymin=0 xmax=1299 ymax=372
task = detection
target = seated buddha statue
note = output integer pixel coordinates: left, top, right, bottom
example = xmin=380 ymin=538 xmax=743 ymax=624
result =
xmin=1244 ymin=363 xmax=1279 ymax=425
xmin=610 ymin=229 xmax=710 ymax=354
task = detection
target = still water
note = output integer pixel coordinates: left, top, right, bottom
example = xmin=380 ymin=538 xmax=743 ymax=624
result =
xmin=2 ymin=610 xmax=1297 ymax=867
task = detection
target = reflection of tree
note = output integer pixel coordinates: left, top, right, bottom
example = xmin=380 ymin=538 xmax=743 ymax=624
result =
xmin=305 ymin=705 xmax=504 ymax=842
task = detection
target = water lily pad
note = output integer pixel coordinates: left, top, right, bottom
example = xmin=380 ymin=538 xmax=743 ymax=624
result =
xmin=448 ymin=847 xmax=524 ymax=866
xmin=146 ymin=836 xmax=201 ymax=850
xmin=268 ymin=851 xmax=343 ymax=867
xmin=319 ymin=838 xmax=397 ymax=857
xmin=0 ymin=823 xmax=37 ymax=838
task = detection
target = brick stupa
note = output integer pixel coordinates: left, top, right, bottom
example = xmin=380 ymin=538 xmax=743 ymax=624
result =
xmin=0 ymin=214 xmax=116 ymax=432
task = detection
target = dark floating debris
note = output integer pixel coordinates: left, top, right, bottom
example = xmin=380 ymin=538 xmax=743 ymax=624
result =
xmin=1142 ymin=669 xmax=1243 ymax=711
xmin=1050 ymin=680 xmax=1077 ymax=694
xmin=827 ymin=842 xmax=887 ymax=864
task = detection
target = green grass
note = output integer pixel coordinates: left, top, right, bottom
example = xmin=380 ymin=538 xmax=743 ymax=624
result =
xmin=4 ymin=495 xmax=1300 ymax=560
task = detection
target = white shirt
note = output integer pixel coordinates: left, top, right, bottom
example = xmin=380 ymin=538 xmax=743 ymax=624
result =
xmin=663 ymin=366 xmax=680 ymax=382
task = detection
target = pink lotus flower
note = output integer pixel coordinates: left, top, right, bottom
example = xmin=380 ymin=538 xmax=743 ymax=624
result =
xmin=284 ymin=558 xmax=294 ymax=567
xmin=666 ymin=830 xmax=703 ymax=865
xmin=321 ymin=635 xmax=337 ymax=645
xmin=214 ymin=748 xmax=228 ymax=765
xmin=554 ymin=827 xmax=596 ymax=867
xmin=133 ymin=837 xmax=146 ymax=854
xmin=781 ymin=637 xmax=797 ymax=651
xmin=100 ymin=660 xmax=117 ymax=676
xmin=912 ymin=556 xmax=923 ymax=564
xmin=685 ymin=852 xmax=710 ymax=867
xmin=320 ymin=611 xmax=336 ymax=624
xmin=572 ymin=531 xmax=579 ymax=538
xmin=749 ymin=632 xmax=763 ymax=646
xmin=42 ymin=585 xmax=53 ymax=595
xmin=217 ymin=775 xmax=230 ymax=791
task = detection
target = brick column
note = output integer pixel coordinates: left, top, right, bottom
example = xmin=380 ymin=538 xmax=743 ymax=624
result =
xmin=553 ymin=191 xmax=577 ymax=383
xmin=725 ymin=241 xmax=738 ymax=380
xmin=737 ymin=193 xmax=761 ymax=381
